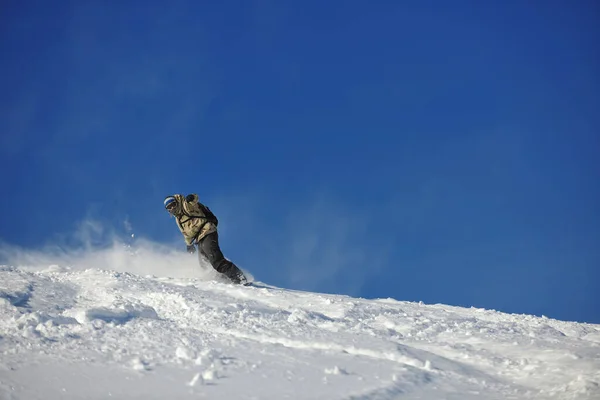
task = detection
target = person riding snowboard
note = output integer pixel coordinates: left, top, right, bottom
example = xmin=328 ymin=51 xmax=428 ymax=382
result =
xmin=164 ymin=194 xmax=247 ymax=285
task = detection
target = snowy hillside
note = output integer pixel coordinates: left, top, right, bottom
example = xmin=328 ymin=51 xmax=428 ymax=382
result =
xmin=1 ymin=244 xmax=599 ymax=400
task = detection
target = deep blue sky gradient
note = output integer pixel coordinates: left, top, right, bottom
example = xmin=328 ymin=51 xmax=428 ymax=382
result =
xmin=1 ymin=1 xmax=598 ymax=323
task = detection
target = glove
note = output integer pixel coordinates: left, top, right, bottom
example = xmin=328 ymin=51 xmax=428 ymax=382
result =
xmin=185 ymin=194 xmax=195 ymax=202
xmin=186 ymin=244 xmax=196 ymax=254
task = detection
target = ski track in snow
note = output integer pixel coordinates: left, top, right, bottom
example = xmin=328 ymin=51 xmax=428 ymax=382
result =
xmin=0 ymin=264 xmax=599 ymax=400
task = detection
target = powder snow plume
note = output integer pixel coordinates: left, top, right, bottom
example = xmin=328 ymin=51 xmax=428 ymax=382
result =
xmin=0 ymin=240 xmax=599 ymax=399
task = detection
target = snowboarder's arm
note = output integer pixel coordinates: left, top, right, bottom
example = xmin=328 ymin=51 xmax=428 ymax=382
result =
xmin=183 ymin=235 xmax=196 ymax=246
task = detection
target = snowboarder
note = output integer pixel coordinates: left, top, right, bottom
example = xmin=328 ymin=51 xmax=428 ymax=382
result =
xmin=164 ymin=194 xmax=247 ymax=284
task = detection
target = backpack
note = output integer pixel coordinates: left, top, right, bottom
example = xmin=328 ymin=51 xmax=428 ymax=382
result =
xmin=198 ymin=202 xmax=218 ymax=227
xmin=181 ymin=194 xmax=219 ymax=227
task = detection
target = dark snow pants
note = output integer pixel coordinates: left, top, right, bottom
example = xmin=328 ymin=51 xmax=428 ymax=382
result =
xmin=197 ymin=232 xmax=245 ymax=284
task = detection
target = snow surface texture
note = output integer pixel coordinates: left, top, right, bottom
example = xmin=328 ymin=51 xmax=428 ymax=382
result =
xmin=0 ymin=243 xmax=599 ymax=400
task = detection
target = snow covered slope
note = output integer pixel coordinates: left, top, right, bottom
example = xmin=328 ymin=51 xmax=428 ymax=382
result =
xmin=1 ymin=246 xmax=599 ymax=399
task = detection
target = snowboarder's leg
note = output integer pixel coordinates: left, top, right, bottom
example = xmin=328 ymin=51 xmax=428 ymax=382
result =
xmin=198 ymin=232 xmax=246 ymax=284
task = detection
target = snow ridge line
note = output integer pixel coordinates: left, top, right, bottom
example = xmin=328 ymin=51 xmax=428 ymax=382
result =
xmin=212 ymin=327 xmax=428 ymax=369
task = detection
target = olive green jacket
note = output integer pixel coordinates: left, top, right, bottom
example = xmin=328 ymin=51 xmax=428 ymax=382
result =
xmin=171 ymin=194 xmax=217 ymax=245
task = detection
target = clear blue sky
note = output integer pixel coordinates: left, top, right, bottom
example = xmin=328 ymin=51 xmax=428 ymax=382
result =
xmin=1 ymin=1 xmax=598 ymax=323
